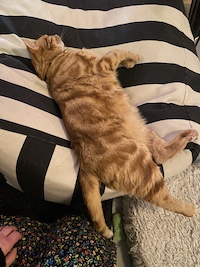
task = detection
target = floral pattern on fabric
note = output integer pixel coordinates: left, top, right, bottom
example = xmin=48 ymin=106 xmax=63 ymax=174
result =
xmin=0 ymin=215 xmax=116 ymax=267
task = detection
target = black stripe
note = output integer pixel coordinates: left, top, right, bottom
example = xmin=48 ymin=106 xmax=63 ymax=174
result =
xmin=0 ymin=119 xmax=71 ymax=148
xmin=118 ymin=63 xmax=200 ymax=92
xmin=0 ymin=16 xmax=195 ymax=53
xmin=0 ymin=56 xmax=33 ymax=73
xmin=16 ymin=136 xmax=55 ymax=199
xmin=70 ymin=171 xmax=85 ymax=209
xmin=0 ymin=54 xmax=35 ymax=73
xmin=0 ymin=173 xmax=6 ymax=184
xmin=138 ymin=103 xmax=200 ymax=124
xmin=41 ymin=0 xmax=185 ymax=13
xmin=185 ymin=143 xmax=200 ymax=162
xmin=0 ymin=78 xmax=61 ymax=118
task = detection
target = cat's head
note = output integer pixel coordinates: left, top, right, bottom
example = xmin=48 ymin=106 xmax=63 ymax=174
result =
xmin=23 ymin=34 xmax=65 ymax=80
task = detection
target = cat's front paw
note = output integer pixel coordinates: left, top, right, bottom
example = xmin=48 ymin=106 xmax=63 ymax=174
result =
xmin=122 ymin=53 xmax=141 ymax=68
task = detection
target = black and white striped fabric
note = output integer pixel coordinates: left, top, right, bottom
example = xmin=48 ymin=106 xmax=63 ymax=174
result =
xmin=0 ymin=0 xmax=200 ymax=204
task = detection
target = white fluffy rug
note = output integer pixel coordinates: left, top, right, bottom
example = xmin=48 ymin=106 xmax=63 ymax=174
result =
xmin=123 ymin=161 xmax=200 ymax=267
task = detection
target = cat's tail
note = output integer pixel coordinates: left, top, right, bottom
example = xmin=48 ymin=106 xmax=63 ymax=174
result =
xmin=125 ymin=158 xmax=196 ymax=217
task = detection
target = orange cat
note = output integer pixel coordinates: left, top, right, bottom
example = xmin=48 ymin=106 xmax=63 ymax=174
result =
xmin=24 ymin=35 xmax=198 ymax=238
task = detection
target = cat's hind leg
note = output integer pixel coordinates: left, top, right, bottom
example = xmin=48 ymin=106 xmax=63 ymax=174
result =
xmin=143 ymin=171 xmax=196 ymax=217
xmin=147 ymin=129 xmax=198 ymax=164
xmin=126 ymin=160 xmax=196 ymax=217
xmin=98 ymin=50 xmax=140 ymax=72
xmin=79 ymin=170 xmax=113 ymax=238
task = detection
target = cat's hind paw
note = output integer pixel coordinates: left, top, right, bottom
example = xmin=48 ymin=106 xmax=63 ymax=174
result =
xmin=181 ymin=202 xmax=197 ymax=217
xmin=181 ymin=129 xmax=199 ymax=143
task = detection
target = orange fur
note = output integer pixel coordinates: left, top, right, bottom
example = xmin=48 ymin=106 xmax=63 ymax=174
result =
xmin=24 ymin=35 xmax=198 ymax=238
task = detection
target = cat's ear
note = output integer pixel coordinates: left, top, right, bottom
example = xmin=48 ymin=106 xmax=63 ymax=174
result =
xmin=22 ymin=38 xmax=39 ymax=53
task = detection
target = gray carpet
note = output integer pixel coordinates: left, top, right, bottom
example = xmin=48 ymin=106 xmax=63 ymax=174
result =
xmin=123 ymin=161 xmax=200 ymax=267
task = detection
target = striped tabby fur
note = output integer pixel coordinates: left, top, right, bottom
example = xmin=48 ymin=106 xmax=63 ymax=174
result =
xmin=24 ymin=35 xmax=198 ymax=238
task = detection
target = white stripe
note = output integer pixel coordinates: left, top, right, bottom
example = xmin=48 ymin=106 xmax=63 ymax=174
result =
xmin=101 ymin=187 xmax=123 ymax=201
xmin=148 ymin=120 xmax=200 ymax=145
xmin=163 ymin=149 xmax=192 ymax=179
xmin=0 ymin=129 xmax=25 ymax=191
xmin=0 ymin=34 xmax=29 ymax=57
xmin=1 ymin=96 xmax=69 ymax=140
xmin=124 ymin=83 xmax=200 ymax=107
xmin=44 ymin=145 xmax=79 ymax=204
xmin=1 ymin=0 xmax=193 ymax=40
xmin=92 ymin=41 xmax=200 ymax=75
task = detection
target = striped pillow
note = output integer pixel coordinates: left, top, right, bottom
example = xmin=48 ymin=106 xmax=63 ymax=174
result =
xmin=0 ymin=0 xmax=200 ymax=204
